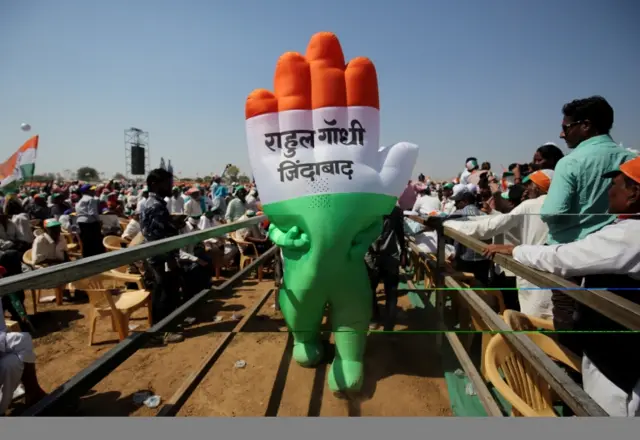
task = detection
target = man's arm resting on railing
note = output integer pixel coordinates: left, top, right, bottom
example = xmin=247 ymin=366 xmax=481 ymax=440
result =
xmin=512 ymin=221 xmax=640 ymax=279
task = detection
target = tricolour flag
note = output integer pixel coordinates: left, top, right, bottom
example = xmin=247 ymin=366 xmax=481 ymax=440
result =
xmin=0 ymin=135 xmax=39 ymax=188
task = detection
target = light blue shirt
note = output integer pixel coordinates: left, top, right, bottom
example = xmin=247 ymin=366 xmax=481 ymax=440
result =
xmin=540 ymin=135 xmax=637 ymax=244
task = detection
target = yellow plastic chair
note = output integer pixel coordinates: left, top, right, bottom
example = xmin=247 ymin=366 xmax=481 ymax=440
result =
xmin=62 ymin=231 xmax=82 ymax=260
xmin=72 ymin=274 xmax=152 ymax=346
xmin=22 ymin=249 xmax=64 ymax=307
xmin=103 ymin=235 xmax=127 ymax=252
xmin=229 ymin=231 xmax=263 ymax=281
xmin=484 ymin=332 xmax=582 ymax=417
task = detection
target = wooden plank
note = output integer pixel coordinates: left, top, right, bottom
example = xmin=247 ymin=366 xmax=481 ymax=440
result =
xmin=404 ymin=276 xmax=503 ymax=417
xmin=0 ymin=215 xmax=268 ymax=296
xmin=444 ymin=276 xmax=608 ymax=417
xmin=156 ymin=288 xmax=274 ymax=417
xmin=444 ymin=226 xmax=640 ymax=331
xmin=444 ymin=332 xmax=504 ymax=417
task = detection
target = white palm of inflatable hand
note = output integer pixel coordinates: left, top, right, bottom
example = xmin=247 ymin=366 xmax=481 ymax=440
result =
xmin=244 ymin=32 xmax=418 ymax=206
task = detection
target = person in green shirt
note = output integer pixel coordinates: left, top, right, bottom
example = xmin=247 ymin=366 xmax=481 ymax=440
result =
xmin=539 ymin=95 xmax=637 ymax=348
xmin=540 ymin=96 xmax=637 ymax=245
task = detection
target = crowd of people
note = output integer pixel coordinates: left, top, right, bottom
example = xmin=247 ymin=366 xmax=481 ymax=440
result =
xmin=1 ymin=95 xmax=638 ymax=417
xmin=389 ymin=96 xmax=639 ymax=417
xmin=0 ymin=170 xmax=273 ymax=413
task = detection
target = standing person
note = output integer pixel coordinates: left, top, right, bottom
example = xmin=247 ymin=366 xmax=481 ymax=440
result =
xmin=532 ymin=143 xmax=565 ymax=171
xmin=446 ymin=189 xmax=492 ymax=287
xmin=460 ymin=158 xmax=479 ymax=186
xmin=539 ymin=96 xmax=637 ymax=350
xmin=140 ymin=169 xmax=184 ymax=344
xmin=210 ymin=177 xmax=228 ymax=216
xmin=136 ymin=187 xmax=149 ymax=214
xmin=411 ymin=187 xmax=441 ymax=215
xmin=397 ymin=178 xmax=427 ymax=211
xmin=75 ymin=185 xmax=105 ymax=257
xmin=365 ymin=205 xmax=406 ymax=331
xmin=485 ymin=155 xmax=640 ymax=417
xmin=448 ymin=170 xmax=555 ymax=318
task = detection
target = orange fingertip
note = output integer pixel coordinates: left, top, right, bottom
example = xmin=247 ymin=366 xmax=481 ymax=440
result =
xmin=274 ymin=52 xmax=312 ymax=112
xmin=245 ymin=89 xmax=278 ymax=119
xmin=305 ymin=32 xmax=345 ymax=69
xmin=306 ymin=32 xmax=347 ymax=109
xmin=345 ymin=57 xmax=379 ymax=109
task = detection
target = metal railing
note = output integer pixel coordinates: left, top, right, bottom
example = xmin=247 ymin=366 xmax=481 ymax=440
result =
xmin=404 ymin=215 xmax=640 ymax=417
xmin=0 ymin=216 xmax=276 ymax=416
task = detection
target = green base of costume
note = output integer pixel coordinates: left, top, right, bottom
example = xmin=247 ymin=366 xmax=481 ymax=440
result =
xmin=265 ymin=192 xmax=396 ymax=392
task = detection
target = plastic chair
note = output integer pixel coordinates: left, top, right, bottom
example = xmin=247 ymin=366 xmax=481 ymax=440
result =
xmin=484 ymin=332 xmax=582 ymax=417
xmin=62 ymin=231 xmax=82 ymax=260
xmin=33 ymin=228 xmax=44 ymax=237
xmin=72 ymin=274 xmax=152 ymax=346
xmin=229 ymin=231 xmax=263 ymax=281
xmin=103 ymin=235 xmax=127 ymax=252
xmin=22 ymin=249 xmax=64 ymax=307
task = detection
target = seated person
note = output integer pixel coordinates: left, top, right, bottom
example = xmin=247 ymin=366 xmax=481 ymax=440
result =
xmin=27 ymin=194 xmax=50 ymax=222
xmin=234 ymin=210 xmax=271 ymax=255
xmin=198 ymin=210 xmax=236 ymax=270
xmin=121 ymin=212 xmax=141 ymax=242
xmin=0 ymin=288 xmax=46 ymax=415
xmin=4 ymin=198 xmax=34 ymax=246
xmin=32 ymin=219 xmax=69 ymax=266
xmin=100 ymin=207 xmax=122 ymax=236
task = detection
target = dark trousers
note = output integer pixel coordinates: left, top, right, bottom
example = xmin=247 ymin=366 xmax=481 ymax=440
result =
xmin=147 ymin=263 xmax=182 ymax=326
xmin=78 ymin=221 xmax=105 ymax=258
xmin=490 ymin=270 xmax=520 ymax=311
xmin=367 ymin=263 xmax=400 ymax=331
xmin=455 ymin=258 xmax=492 ymax=288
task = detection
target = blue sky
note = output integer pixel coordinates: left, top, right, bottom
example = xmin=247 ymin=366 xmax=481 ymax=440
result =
xmin=1 ymin=0 xmax=639 ymax=180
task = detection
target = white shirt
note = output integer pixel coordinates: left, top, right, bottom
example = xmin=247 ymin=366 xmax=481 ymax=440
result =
xmin=165 ymin=196 xmax=185 ymax=214
xmin=441 ymin=198 xmax=456 ymax=215
xmin=136 ymin=197 xmax=148 ymax=214
xmin=245 ymin=194 xmax=259 ymax=212
xmin=460 ymin=169 xmax=472 ymax=186
xmin=11 ymin=213 xmax=34 ymax=244
xmin=513 ymin=218 xmax=640 ymax=281
xmin=184 ymin=198 xmax=203 ymax=217
xmin=32 ymin=233 xmax=68 ymax=265
xmin=412 ymin=195 xmax=442 ymax=215
xmin=445 ymin=196 xmax=553 ymax=319
xmin=122 ymin=219 xmax=141 ymax=240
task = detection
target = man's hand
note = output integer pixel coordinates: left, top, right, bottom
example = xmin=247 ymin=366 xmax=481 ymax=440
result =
xmin=482 ymin=244 xmax=515 ymax=259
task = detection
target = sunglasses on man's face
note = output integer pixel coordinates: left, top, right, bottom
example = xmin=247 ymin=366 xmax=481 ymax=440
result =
xmin=562 ymin=120 xmax=584 ymax=133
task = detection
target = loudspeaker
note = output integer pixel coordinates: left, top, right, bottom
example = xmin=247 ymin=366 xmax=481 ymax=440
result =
xmin=131 ymin=145 xmax=145 ymax=175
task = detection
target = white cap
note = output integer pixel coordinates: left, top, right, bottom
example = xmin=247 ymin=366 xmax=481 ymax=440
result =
xmin=466 ymin=183 xmax=479 ymax=193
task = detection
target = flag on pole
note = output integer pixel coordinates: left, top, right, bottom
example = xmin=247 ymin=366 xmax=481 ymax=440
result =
xmin=0 ymin=135 xmax=39 ymax=188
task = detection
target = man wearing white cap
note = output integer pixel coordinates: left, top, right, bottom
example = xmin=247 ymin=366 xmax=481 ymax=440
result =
xmin=447 ymin=170 xmax=556 ymax=319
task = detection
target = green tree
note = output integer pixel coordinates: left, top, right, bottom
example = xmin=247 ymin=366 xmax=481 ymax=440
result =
xmin=225 ymin=165 xmax=240 ymax=181
xmin=113 ymin=172 xmax=127 ymax=180
xmin=237 ymin=174 xmax=250 ymax=184
xmin=77 ymin=166 xmax=100 ymax=181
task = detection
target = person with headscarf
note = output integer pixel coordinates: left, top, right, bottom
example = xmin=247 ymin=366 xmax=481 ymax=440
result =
xmin=211 ymin=181 xmax=228 ymax=217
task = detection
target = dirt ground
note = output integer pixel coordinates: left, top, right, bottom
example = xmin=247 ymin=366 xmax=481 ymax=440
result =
xmin=8 ymin=275 xmax=452 ymax=417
